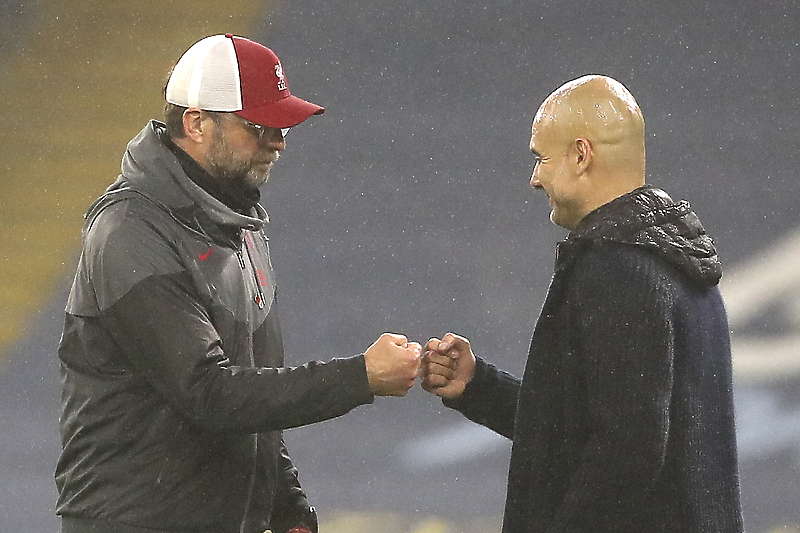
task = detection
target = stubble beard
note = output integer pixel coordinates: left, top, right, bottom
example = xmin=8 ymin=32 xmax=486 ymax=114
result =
xmin=206 ymin=129 xmax=280 ymax=189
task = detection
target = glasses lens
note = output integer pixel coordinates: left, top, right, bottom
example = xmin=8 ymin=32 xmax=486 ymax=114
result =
xmin=280 ymin=127 xmax=290 ymax=138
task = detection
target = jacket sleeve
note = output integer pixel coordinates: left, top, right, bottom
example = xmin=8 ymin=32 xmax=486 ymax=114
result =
xmin=442 ymin=356 xmax=520 ymax=439
xmin=86 ymin=203 xmax=374 ymax=433
xmin=547 ymin=246 xmax=676 ymax=532
xmin=269 ymin=436 xmax=319 ymax=533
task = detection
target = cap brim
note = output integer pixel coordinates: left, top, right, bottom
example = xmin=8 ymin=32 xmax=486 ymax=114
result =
xmin=236 ymin=95 xmax=325 ymax=129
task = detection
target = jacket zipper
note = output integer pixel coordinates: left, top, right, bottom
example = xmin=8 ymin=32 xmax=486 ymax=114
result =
xmin=241 ymin=234 xmax=266 ymax=310
xmin=237 ymin=236 xmax=261 ymax=533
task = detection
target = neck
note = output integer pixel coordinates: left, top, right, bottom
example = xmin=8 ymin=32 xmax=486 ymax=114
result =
xmin=581 ymin=168 xmax=645 ymax=220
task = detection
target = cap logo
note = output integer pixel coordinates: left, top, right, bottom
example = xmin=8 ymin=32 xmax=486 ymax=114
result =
xmin=275 ymin=61 xmax=287 ymax=91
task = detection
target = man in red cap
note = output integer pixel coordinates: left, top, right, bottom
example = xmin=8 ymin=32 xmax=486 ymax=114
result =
xmin=55 ymin=35 xmax=421 ymax=533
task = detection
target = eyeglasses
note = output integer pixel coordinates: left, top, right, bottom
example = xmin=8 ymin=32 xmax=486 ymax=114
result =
xmin=241 ymin=118 xmax=290 ymax=140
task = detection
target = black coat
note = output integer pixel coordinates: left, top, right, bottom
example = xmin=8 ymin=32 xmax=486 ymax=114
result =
xmin=446 ymin=186 xmax=743 ymax=533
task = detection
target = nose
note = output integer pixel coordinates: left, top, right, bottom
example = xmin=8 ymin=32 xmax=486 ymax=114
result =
xmin=530 ymin=170 xmax=541 ymax=189
xmin=263 ymin=128 xmax=286 ymax=151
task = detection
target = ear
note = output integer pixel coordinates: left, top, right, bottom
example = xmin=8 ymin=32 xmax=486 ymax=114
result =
xmin=574 ymin=138 xmax=593 ymax=172
xmin=182 ymin=108 xmax=208 ymax=143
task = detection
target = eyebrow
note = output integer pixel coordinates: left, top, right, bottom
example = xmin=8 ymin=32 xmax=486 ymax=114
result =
xmin=531 ymin=147 xmax=543 ymax=159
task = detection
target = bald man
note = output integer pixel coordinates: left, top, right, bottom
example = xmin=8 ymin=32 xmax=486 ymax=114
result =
xmin=421 ymin=76 xmax=743 ymax=533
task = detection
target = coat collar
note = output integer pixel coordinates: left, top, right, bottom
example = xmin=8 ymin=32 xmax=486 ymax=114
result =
xmin=556 ymin=185 xmax=722 ymax=286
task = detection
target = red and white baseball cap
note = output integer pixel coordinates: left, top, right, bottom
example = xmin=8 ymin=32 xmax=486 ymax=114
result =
xmin=165 ymin=34 xmax=325 ymax=129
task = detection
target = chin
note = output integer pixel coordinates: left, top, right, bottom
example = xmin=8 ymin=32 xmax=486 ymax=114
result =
xmin=549 ymin=209 xmax=575 ymax=230
xmin=245 ymin=165 xmax=273 ymax=188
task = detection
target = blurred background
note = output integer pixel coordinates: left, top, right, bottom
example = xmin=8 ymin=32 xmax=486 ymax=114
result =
xmin=1 ymin=0 xmax=799 ymax=532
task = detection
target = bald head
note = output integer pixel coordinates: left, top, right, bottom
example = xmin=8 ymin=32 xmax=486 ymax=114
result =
xmin=529 ymin=75 xmax=646 ymax=229
xmin=535 ymin=75 xmax=644 ymax=156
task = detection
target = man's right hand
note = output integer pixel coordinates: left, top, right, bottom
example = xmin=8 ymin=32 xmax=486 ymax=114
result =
xmin=364 ymin=333 xmax=422 ymax=397
xmin=420 ymin=332 xmax=476 ymax=400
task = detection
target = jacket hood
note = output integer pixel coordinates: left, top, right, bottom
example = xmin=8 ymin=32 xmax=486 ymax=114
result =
xmin=569 ymin=185 xmax=722 ymax=287
xmin=106 ymin=120 xmax=267 ymax=235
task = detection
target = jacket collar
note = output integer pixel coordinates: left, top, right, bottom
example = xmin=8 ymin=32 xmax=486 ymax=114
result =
xmin=557 ymin=185 xmax=722 ymax=286
xmin=113 ymin=121 xmax=268 ymax=245
xmin=162 ymin=134 xmax=262 ymax=216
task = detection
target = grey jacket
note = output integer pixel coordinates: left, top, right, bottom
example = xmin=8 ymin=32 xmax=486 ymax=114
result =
xmin=56 ymin=121 xmax=374 ymax=533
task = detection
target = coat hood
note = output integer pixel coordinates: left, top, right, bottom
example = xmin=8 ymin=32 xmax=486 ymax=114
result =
xmin=92 ymin=120 xmax=268 ymax=240
xmin=568 ymin=185 xmax=722 ymax=287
